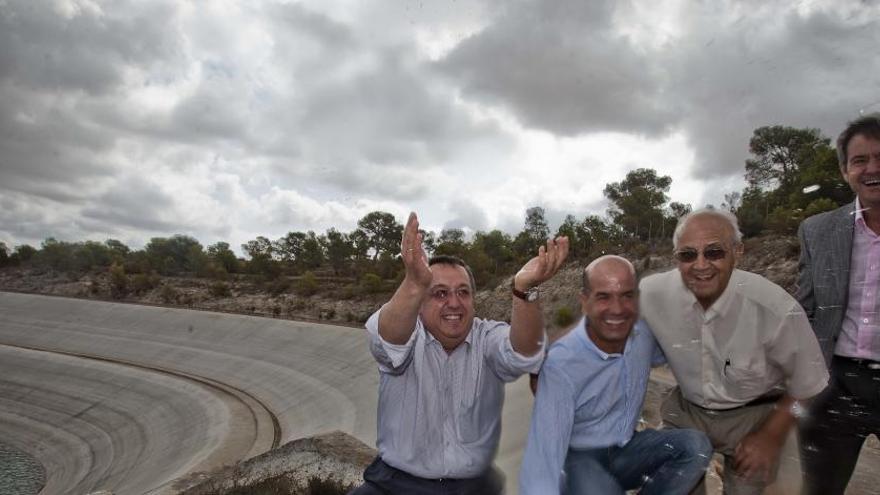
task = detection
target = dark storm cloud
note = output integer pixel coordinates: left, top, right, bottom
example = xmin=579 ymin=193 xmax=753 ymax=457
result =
xmin=0 ymin=0 xmax=182 ymax=94
xmin=438 ymin=0 xmax=676 ymax=137
xmin=665 ymin=3 xmax=880 ymax=182
xmin=437 ymin=0 xmax=880 ymax=182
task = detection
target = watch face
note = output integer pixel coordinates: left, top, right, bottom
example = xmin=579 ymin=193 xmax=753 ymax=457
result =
xmin=526 ymin=288 xmax=539 ymax=302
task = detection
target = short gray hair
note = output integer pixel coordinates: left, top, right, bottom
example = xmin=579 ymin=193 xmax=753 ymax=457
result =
xmin=582 ymin=255 xmax=636 ymax=294
xmin=672 ymin=207 xmax=743 ymax=249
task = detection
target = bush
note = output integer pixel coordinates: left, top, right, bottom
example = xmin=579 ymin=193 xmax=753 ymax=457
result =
xmin=131 ymin=272 xmax=161 ymax=294
xmin=297 ymin=271 xmax=319 ymax=296
xmin=554 ymin=306 xmax=577 ymax=328
xmin=109 ymin=263 xmax=128 ymax=299
xmin=209 ymin=281 xmax=231 ymax=298
xmin=159 ymin=284 xmax=178 ymax=303
xmin=360 ymin=273 xmax=383 ymax=294
xmin=267 ymin=277 xmax=292 ymax=296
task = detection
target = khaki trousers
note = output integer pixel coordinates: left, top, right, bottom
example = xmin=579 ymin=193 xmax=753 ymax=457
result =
xmin=661 ymin=387 xmax=778 ymax=495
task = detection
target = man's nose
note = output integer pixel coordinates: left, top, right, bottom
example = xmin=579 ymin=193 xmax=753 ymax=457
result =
xmin=609 ymin=296 xmax=623 ymax=313
xmin=694 ymin=252 xmax=711 ymax=268
xmin=447 ymin=292 xmax=463 ymax=307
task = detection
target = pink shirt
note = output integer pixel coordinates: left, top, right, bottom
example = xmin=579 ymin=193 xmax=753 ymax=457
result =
xmin=835 ymin=197 xmax=880 ymax=360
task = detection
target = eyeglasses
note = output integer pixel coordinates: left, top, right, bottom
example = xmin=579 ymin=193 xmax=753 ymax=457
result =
xmin=673 ymin=246 xmax=727 ymax=263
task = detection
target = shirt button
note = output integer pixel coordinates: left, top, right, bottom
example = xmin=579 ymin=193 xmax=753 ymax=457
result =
xmin=864 ymin=318 xmax=870 ymax=324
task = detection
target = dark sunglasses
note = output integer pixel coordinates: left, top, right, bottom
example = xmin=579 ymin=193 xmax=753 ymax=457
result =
xmin=673 ymin=246 xmax=727 ymax=263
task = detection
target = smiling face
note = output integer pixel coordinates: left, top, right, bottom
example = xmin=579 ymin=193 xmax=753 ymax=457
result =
xmin=842 ymin=133 xmax=880 ymax=211
xmin=580 ymin=258 xmax=638 ymax=354
xmin=419 ymin=263 xmax=475 ymax=351
xmin=676 ymin=213 xmax=740 ymax=310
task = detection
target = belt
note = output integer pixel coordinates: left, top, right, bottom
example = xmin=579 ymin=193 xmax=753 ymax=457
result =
xmin=835 ymin=355 xmax=880 ymax=370
xmin=692 ymin=392 xmax=783 ymax=412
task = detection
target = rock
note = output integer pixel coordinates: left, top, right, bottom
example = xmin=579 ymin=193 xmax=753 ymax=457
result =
xmin=179 ymin=430 xmax=375 ymax=495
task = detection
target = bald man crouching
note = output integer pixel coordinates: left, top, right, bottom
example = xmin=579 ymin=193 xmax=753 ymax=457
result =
xmin=519 ymin=255 xmax=712 ymax=495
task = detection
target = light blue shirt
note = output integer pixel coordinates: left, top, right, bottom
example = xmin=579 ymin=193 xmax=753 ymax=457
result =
xmin=519 ymin=317 xmax=665 ymax=495
xmin=365 ymin=306 xmax=544 ymax=479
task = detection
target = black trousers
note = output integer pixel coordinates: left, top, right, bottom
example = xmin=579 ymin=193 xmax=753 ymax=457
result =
xmin=798 ymin=355 xmax=880 ymax=495
xmin=347 ymin=457 xmax=504 ymax=495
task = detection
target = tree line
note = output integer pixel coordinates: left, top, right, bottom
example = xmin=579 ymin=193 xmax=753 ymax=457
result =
xmin=0 ymin=124 xmax=853 ymax=292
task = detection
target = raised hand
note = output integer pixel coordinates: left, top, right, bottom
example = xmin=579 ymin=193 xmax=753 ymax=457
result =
xmin=400 ymin=212 xmax=432 ymax=289
xmin=514 ymin=236 xmax=570 ymax=290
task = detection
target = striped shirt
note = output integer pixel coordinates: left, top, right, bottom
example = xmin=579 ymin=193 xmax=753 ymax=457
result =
xmin=365 ymin=306 xmax=544 ymax=479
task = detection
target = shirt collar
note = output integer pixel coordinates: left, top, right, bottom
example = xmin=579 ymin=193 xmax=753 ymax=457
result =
xmin=855 ymin=196 xmax=868 ymax=231
xmin=579 ymin=316 xmax=633 ymax=360
xmin=681 ymin=269 xmax=738 ymax=321
xmin=422 ymin=318 xmax=474 ymax=348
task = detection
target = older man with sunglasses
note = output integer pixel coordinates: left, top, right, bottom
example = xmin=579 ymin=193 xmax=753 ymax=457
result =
xmin=639 ymin=208 xmax=828 ymax=494
xmin=349 ymin=212 xmax=569 ymax=495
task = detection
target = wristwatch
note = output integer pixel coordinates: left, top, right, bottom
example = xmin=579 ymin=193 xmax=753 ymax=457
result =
xmin=512 ymin=285 xmax=540 ymax=302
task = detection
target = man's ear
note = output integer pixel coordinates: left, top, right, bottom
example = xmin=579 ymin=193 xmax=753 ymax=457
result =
xmin=579 ymin=292 xmax=590 ymax=315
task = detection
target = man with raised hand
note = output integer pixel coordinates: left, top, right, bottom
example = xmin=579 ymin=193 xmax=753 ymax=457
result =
xmin=520 ymin=255 xmax=712 ymax=495
xmin=640 ymin=208 xmax=828 ymax=494
xmin=797 ymin=113 xmax=880 ymax=495
xmin=350 ymin=212 xmax=569 ymax=495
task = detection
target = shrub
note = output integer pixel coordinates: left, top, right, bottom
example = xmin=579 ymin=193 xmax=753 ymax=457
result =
xmin=297 ymin=271 xmax=319 ymax=296
xmin=360 ymin=273 xmax=383 ymax=294
xmin=131 ymin=272 xmax=161 ymax=294
xmin=209 ymin=281 xmax=231 ymax=298
xmin=159 ymin=284 xmax=178 ymax=304
xmin=554 ymin=306 xmax=577 ymax=328
xmin=267 ymin=277 xmax=292 ymax=296
xmin=109 ymin=263 xmax=128 ymax=299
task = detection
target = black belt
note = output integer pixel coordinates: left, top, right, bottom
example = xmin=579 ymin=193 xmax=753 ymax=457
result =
xmin=835 ymin=355 xmax=880 ymax=370
xmin=692 ymin=392 xmax=783 ymax=412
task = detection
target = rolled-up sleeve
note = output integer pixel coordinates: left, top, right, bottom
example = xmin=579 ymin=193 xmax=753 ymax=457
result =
xmin=365 ymin=307 xmax=418 ymax=374
xmin=769 ymin=303 xmax=829 ymax=400
xmin=482 ymin=320 xmax=545 ymax=381
xmin=519 ymin=362 xmax=574 ymax=495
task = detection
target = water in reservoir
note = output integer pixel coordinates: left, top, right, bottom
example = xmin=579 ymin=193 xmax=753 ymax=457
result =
xmin=0 ymin=442 xmax=44 ymax=495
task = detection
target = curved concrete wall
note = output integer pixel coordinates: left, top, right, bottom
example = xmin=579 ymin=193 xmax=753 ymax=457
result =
xmin=0 ymin=292 xmax=535 ymax=495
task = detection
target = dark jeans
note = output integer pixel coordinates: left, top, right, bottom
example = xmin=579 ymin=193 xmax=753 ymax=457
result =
xmin=564 ymin=428 xmax=712 ymax=495
xmin=348 ymin=457 xmax=504 ymax=495
xmin=799 ymin=355 xmax=880 ymax=495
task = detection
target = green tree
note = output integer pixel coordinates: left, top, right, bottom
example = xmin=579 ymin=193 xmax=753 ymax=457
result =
xmin=604 ymin=168 xmax=672 ymax=240
xmin=513 ymin=207 xmax=550 ymax=261
xmin=207 ymin=242 xmax=239 ymax=274
xmin=739 ymin=125 xmax=848 ymax=235
xmin=745 ymin=126 xmax=828 ymax=195
xmin=323 ymin=228 xmax=353 ymax=275
xmin=556 ymin=215 xmax=584 ymax=258
xmin=434 ymin=228 xmax=468 ymax=258
xmin=471 ymin=230 xmax=513 ymax=275
xmin=242 ymin=236 xmax=279 ymax=278
xmin=274 ymin=232 xmax=306 ymax=264
xmin=299 ymin=231 xmax=325 ymax=269
xmin=0 ymin=242 xmax=8 ymax=267
xmin=356 ymin=211 xmax=403 ymax=260
xmin=145 ymin=235 xmax=203 ymax=275
xmin=13 ymin=244 xmax=37 ymax=264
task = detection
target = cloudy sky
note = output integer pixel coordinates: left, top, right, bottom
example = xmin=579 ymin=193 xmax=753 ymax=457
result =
xmin=1 ymin=0 xmax=878 ymax=253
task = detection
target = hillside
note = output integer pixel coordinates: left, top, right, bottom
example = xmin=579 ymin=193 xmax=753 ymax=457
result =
xmin=0 ymin=234 xmax=802 ymax=333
